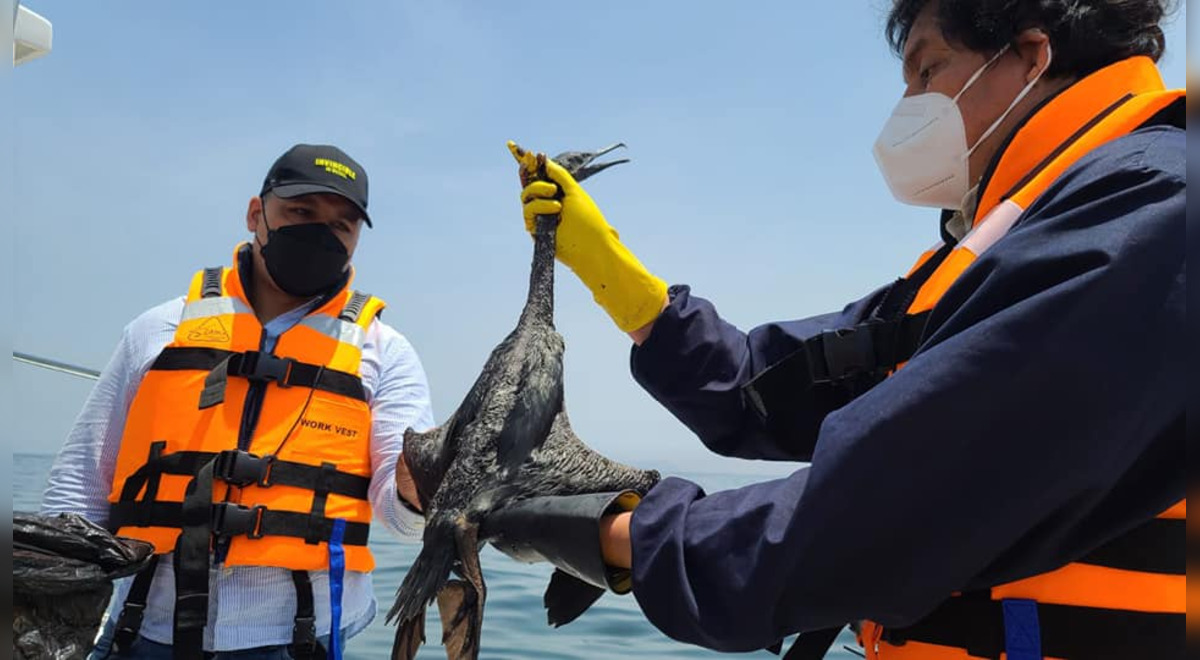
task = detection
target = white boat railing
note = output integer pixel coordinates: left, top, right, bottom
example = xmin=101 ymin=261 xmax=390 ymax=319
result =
xmin=12 ymin=351 xmax=101 ymax=381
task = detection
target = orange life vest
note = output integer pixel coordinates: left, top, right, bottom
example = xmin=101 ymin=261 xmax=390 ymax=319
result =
xmin=849 ymin=56 xmax=1186 ymax=660
xmin=106 ymin=245 xmax=390 ymax=656
xmin=109 ymin=245 xmax=385 ymax=573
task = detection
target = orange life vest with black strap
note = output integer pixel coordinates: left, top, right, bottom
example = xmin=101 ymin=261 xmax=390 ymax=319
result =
xmin=749 ymin=57 xmax=1184 ymax=660
xmin=105 ymin=244 xmax=386 ymax=658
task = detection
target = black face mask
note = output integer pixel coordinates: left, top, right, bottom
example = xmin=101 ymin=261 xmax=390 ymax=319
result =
xmin=257 ymin=208 xmax=350 ymax=298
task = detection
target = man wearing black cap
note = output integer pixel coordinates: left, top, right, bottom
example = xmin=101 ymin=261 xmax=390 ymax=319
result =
xmin=42 ymin=144 xmax=435 ymax=659
xmin=249 ymin=144 xmax=374 ymax=320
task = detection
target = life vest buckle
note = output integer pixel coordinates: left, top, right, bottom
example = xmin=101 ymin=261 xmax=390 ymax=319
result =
xmin=211 ymin=502 xmax=267 ymax=539
xmin=291 ymin=614 xmax=319 ymax=656
xmin=214 ymin=449 xmax=275 ymax=488
xmin=112 ymin=601 xmax=146 ymax=652
xmin=817 ymin=327 xmax=876 ymax=382
xmin=236 ymin=351 xmax=296 ymax=387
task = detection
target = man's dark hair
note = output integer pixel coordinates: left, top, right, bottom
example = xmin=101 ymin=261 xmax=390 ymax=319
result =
xmin=886 ymin=1 xmax=1178 ymax=79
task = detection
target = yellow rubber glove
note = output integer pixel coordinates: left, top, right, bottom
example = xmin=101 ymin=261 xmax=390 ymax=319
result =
xmin=507 ymin=141 xmax=668 ymax=333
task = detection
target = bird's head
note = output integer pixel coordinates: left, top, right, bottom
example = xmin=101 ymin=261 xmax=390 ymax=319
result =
xmin=550 ymin=143 xmax=629 ymax=182
xmin=508 ymin=141 xmax=630 ymax=187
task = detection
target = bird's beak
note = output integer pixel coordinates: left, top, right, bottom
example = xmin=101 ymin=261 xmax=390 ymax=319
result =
xmin=571 ymin=143 xmax=630 ymax=182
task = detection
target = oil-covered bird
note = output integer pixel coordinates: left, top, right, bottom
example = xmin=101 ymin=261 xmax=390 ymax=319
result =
xmin=386 ymin=143 xmax=659 ymax=660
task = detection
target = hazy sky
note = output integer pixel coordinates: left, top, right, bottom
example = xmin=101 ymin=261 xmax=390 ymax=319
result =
xmin=10 ymin=2 xmax=1188 ymax=478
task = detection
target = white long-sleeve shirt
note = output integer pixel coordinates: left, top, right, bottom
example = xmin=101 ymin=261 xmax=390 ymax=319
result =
xmin=41 ymin=295 xmax=435 ymax=651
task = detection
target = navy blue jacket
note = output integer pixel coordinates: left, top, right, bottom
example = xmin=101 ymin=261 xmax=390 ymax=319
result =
xmin=625 ymin=125 xmax=1187 ymax=652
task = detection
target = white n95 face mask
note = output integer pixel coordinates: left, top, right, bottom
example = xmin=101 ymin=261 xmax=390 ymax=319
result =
xmin=873 ymin=43 xmax=1052 ymax=210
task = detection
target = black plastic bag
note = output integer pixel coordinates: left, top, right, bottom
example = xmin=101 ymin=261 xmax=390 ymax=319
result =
xmin=13 ymin=512 xmax=155 ymax=660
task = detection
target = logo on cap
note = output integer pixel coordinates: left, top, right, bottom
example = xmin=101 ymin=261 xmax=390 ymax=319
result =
xmin=314 ymin=158 xmax=357 ymax=181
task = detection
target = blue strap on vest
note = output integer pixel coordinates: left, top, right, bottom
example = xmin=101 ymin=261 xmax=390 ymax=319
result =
xmin=328 ymin=518 xmax=347 ymax=660
xmin=1002 ymin=599 xmax=1042 ymax=660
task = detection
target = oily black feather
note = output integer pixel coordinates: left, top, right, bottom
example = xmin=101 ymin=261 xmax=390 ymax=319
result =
xmin=543 ymin=569 xmax=606 ymax=628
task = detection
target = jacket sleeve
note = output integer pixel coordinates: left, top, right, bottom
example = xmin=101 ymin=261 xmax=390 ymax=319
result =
xmin=627 ymin=127 xmax=1187 ymax=652
xmin=630 ymin=286 xmax=883 ymax=462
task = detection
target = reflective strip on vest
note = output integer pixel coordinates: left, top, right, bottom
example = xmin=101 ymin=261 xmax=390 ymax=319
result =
xmin=180 ymin=296 xmax=253 ymax=321
xmin=300 ymin=315 xmax=367 ymax=351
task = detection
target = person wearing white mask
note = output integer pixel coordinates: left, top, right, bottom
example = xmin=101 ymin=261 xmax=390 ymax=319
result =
xmin=502 ymin=1 xmax=1186 ymax=658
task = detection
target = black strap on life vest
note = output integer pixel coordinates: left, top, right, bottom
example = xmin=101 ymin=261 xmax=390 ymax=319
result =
xmin=785 ymin=516 xmax=1186 ymax=660
xmin=111 ymin=555 xmax=160 ymax=653
xmin=1076 ymin=515 xmax=1185 ymax=575
xmin=109 ymin=500 xmax=371 ymax=547
xmin=111 ymin=443 xmax=373 ymax=550
xmin=172 ymin=459 xmax=218 ymax=659
xmin=114 ymin=439 xmax=372 ymax=537
xmin=305 ymin=463 xmax=338 ymax=545
xmin=781 ymin=600 xmax=1184 ymax=660
xmin=742 ymin=243 xmax=954 ymax=442
xmin=165 ymin=452 xmax=369 ymax=659
xmin=105 ymin=555 xmax=332 ymax=657
xmin=107 ymin=439 xmax=373 ymax=658
xmin=116 ymin=448 xmax=371 ymax=504
xmin=289 ymin=570 xmax=326 ymax=660
xmin=146 ymin=347 xmax=366 ymax=408
xmin=881 ymin=591 xmax=1184 ymax=660
xmin=135 ymin=441 xmax=169 ymax=506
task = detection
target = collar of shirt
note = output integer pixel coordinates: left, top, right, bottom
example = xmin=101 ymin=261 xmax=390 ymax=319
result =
xmin=943 ymin=186 xmax=981 ymax=243
xmin=260 ymin=298 xmax=322 ymax=354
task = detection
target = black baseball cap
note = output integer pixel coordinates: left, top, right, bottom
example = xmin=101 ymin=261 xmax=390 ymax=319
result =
xmin=260 ymin=144 xmax=372 ymax=227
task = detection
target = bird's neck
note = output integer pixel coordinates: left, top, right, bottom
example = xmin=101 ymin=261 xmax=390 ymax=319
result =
xmin=520 ymin=215 xmax=557 ymax=327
